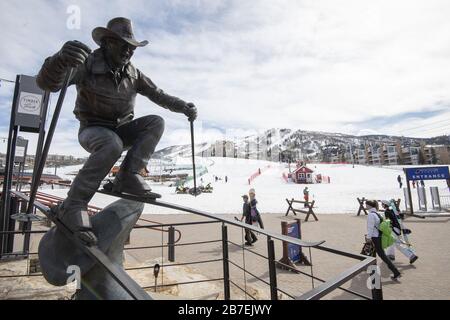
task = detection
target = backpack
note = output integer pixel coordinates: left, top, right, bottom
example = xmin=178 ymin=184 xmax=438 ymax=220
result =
xmin=250 ymin=207 xmax=259 ymax=222
xmin=374 ymin=212 xmax=395 ymax=249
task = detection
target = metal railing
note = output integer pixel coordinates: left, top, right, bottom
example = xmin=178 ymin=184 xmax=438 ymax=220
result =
xmin=0 ymin=190 xmax=381 ymax=300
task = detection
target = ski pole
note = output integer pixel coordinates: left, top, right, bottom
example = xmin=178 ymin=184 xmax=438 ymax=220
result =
xmin=26 ymin=68 xmax=74 ymax=215
xmin=189 ymin=119 xmax=198 ymax=196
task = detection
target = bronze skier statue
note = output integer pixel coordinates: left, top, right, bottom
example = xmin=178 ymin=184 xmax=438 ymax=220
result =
xmin=37 ymin=17 xmax=197 ymax=246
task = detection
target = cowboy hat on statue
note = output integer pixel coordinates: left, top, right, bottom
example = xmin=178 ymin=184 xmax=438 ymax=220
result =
xmin=36 ymin=17 xmax=197 ymax=246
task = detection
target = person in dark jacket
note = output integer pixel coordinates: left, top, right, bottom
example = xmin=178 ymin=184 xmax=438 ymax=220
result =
xmin=240 ymin=195 xmax=257 ymax=246
xmin=381 ymin=200 xmax=418 ymax=264
xmin=397 ymin=175 xmax=403 ymax=188
xmin=249 ymin=188 xmax=264 ymax=231
xmin=36 ymin=17 xmax=197 ymax=245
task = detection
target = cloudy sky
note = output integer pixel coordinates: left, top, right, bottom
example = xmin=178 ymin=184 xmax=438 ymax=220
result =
xmin=0 ymin=0 xmax=449 ymax=156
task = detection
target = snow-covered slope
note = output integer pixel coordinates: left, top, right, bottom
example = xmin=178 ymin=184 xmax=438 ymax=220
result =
xmin=44 ymin=158 xmax=450 ymax=215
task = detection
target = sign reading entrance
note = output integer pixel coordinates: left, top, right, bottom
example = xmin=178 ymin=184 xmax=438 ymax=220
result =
xmin=404 ymin=166 xmax=450 ymax=181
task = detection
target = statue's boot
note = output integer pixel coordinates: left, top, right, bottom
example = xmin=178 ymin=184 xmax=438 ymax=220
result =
xmin=109 ymin=170 xmax=153 ymax=196
xmin=51 ymin=202 xmax=98 ymax=246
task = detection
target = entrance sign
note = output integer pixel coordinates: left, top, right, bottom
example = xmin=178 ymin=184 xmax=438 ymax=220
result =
xmin=403 ymin=166 xmax=450 ymax=217
xmin=405 ymin=167 xmax=450 ymax=181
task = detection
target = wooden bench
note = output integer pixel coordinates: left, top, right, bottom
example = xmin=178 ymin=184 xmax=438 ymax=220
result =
xmin=285 ymin=198 xmax=318 ymax=222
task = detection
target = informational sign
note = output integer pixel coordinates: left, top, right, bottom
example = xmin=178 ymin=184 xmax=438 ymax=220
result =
xmin=14 ymin=138 xmax=28 ymax=163
xmin=404 ymin=167 xmax=450 ymax=181
xmin=287 ymin=223 xmax=301 ymax=263
xmin=17 ymin=92 xmax=42 ymax=116
xmin=15 ymin=146 xmax=25 ymax=158
xmin=13 ymin=75 xmax=45 ymax=133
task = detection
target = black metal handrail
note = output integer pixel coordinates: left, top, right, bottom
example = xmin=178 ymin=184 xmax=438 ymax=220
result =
xmin=4 ymin=189 xmax=380 ymax=301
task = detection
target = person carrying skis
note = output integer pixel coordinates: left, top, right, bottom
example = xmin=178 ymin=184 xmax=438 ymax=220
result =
xmin=381 ymin=200 xmax=418 ymax=264
xmin=366 ymin=200 xmax=401 ymax=281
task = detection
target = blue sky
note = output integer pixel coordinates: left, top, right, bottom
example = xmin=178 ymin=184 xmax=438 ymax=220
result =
xmin=0 ymin=0 xmax=449 ymax=156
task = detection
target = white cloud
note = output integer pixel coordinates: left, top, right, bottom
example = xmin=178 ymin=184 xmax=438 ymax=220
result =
xmin=0 ymin=0 xmax=449 ymax=156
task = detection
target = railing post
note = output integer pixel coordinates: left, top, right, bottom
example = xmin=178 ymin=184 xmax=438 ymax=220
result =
xmin=371 ymin=279 xmax=383 ymax=300
xmin=21 ymin=200 xmax=32 ymax=255
xmin=222 ymin=224 xmax=230 ymax=300
xmin=5 ymin=196 xmax=19 ymax=254
xmin=168 ymin=226 xmax=175 ymax=262
xmin=267 ymin=237 xmax=278 ymax=300
xmin=369 ymin=262 xmax=383 ymax=300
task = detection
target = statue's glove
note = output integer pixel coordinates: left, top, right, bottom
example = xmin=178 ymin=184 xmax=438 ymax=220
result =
xmin=58 ymin=40 xmax=92 ymax=68
xmin=183 ymin=102 xmax=197 ymax=122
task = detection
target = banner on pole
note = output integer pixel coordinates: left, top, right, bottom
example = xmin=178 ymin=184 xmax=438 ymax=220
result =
xmin=404 ymin=167 xmax=450 ymax=181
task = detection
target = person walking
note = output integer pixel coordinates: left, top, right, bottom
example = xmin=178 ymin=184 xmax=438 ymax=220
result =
xmin=249 ymin=188 xmax=264 ymax=233
xmin=381 ymin=200 xmax=418 ymax=264
xmin=420 ymin=180 xmax=425 ymax=187
xmin=366 ymin=200 xmax=401 ymax=280
xmin=412 ymin=180 xmax=416 ymax=188
xmin=397 ymin=175 xmax=403 ymax=189
xmin=240 ymin=195 xmax=257 ymax=246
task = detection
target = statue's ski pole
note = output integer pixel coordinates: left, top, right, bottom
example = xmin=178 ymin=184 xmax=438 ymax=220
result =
xmin=26 ymin=68 xmax=74 ymax=215
xmin=189 ymin=119 xmax=198 ymax=196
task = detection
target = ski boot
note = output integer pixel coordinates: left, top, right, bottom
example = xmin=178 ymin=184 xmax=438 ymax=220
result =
xmin=50 ymin=202 xmax=98 ymax=246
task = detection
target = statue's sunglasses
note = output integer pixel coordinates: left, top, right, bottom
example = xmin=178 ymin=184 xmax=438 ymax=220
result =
xmin=106 ymin=37 xmax=137 ymax=53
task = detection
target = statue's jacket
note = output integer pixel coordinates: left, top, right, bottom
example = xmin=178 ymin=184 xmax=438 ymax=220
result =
xmin=37 ymin=48 xmax=187 ymax=128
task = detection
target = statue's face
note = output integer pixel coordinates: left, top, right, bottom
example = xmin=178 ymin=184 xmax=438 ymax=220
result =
xmin=104 ymin=37 xmax=136 ymax=68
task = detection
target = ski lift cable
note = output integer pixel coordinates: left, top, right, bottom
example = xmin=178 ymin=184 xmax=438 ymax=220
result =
xmin=399 ymin=118 xmax=450 ymax=134
xmin=408 ymin=124 xmax=450 ymax=135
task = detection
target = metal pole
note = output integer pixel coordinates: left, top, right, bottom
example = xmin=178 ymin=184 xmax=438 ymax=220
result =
xmin=0 ymin=75 xmax=20 ymax=256
xmin=26 ymin=69 xmax=73 ymax=216
xmin=190 ymin=120 xmax=198 ymax=196
xmin=406 ymin=177 xmax=414 ymax=215
xmin=0 ymin=126 xmax=19 ymax=256
xmin=371 ymin=263 xmax=383 ymax=300
xmin=267 ymin=237 xmax=278 ymax=300
xmin=168 ymin=226 xmax=175 ymax=262
xmin=222 ymin=224 xmax=230 ymax=300
xmin=21 ymin=91 xmax=49 ymax=255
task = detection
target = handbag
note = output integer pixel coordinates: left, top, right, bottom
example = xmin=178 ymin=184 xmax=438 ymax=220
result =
xmin=361 ymin=236 xmax=376 ymax=257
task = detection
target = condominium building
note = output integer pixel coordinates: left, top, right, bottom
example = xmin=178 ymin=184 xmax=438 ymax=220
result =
xmin=382 ymin=144 xmax=400 ymax=165
xmin=422 ymin=145 xmax=450 ymax=165
xmin=401 ymin=146 xmax=420 ymax=165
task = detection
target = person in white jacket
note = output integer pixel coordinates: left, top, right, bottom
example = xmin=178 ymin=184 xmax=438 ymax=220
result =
xmin=366 ymin=200 xmax=401 ymax=281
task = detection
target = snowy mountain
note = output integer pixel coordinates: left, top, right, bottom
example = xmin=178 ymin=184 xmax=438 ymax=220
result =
xmin=155 ymin=129 xmax=449 ymax=163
